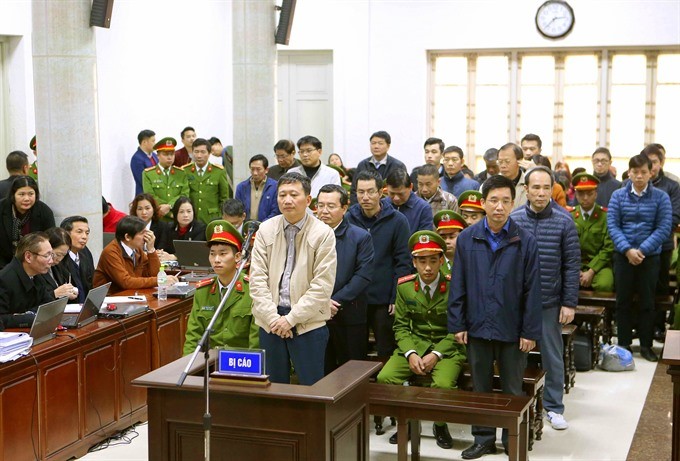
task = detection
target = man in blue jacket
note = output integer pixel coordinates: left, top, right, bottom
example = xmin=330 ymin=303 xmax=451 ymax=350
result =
xmin=235 ymin=154 xmax=280 ymax=222
xmin=130 ymin=129 xmax=158 ymax=196
xmin=511 ymin=166 xmax=580 ymax=432
xmin=347 ymin=170 xmax=412 ymax=359
xmin=317 ymin=184 xmax=374 ymax=373
xmin=608 ymin=153 xmax=672 ymax=362
xmin=386 ymin=168 xmax=434 ymax=233
xmin=440 ymin=146 xmax=479 ymax=198
xmin=449 ymin=175 xmax=542 ymax=459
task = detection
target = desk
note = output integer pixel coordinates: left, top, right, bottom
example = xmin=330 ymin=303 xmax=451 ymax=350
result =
xmin=662 ymin=329 xmax=680 ymax=461
xmin=0 ymin=290 xmax=193 ymax=461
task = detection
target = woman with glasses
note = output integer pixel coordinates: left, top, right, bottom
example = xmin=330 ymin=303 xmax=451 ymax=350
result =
xmin=156 ymin=197 xmax=206 ymax=259
xmin=39 ymin=227 xmax=78 ymax=301
xmin=0 ymin=176 xmax=55 ymax=269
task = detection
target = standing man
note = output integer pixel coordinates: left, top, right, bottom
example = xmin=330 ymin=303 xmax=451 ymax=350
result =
xmin=497 ymin=143 xmax=528 ymax=210
xmin=570 ymin=173 xmax=615 ymax=292
xmin=433 ymin=210 xmax=467 ymax=276
xmin=520 ymin=133 xmax=543 ymax=169
xmin=60 ymin=216 xmax=95 ymax=304
xmin=409 ymin=137 xmax=445 ymax=191
xmin=0 ymin=151 xmax=30 ymax=198
xmin=347 ymin=170 xmax=412 ymax=359
xmin=415 ymin=164 xmax=458 ymax=216
xmin=235 ymin=154 xmax=280 ymax=222
xmin=269 ymin=139 xmax=301 ymax=181
xmin=250 ymin=172 xmax=337 ymax=385
xmin=386 ymin=169 xmax=434 ymax=233
xmin=473 ymin=148 xmax=499 ymax=184
xmin=458 ymin=190 xmax=486 ymax=226
xmin=221 ymin=199 xmax=247 ymax=235
xmin=350 ymin=131 xmax=407 ymax=204
xmin=184 ymin=138 xmax=230 ymax=224
xmin=608 ymin=154 xmax=672 ymax=362
xmin=142 ymin=137 xmax=189 ymax=221
xmin=511 ymin=166 xmax=580 ymax=431
xmin=288 ymin=136 xmax=341 ymax=197
xmin=591 ymin=147 xmax=621 ymax=208
xmin=449 ymin=175 xmax=542 ymax=459
xmin=174 ymin=126 xmax=197 ymax=167
xmin=317 ymin=184 xmax=374 ymax=373
xmin=377 ymin=230 xmax=466 ymax=449
xmin=130 ymin=129 xmax=158 ymax=195
xmin=440 ymin=146 xmax=479 ymax=198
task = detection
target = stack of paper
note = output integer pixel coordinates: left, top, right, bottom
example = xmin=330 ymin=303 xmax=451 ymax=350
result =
xmin=0 ymin=332 xmax=33 ymax=363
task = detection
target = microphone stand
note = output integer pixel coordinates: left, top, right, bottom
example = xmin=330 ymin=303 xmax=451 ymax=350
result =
xmin=176 ymin=224 xmax=257 ymax=461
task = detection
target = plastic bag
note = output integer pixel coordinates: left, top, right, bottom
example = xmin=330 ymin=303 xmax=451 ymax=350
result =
xmin=598 ymin=344 xmax=635 ymax=372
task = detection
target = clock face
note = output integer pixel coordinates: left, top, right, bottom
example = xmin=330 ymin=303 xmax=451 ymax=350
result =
xmin=536 ymin=1 xmax=575 ymax=39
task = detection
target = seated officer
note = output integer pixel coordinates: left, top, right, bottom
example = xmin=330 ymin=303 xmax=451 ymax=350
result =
xmin=433 ymin=210 xmax=467 ymax=276
xmin=183 ymin=220 xmax=258 ymax=355
xmin=142 ymin=137 xmax=189 ymax=222
xmin=0 ymin=232 xmax=54 ymax=330
xmin=457 ymin=190 xmax=485 ymax=226
xmin=376 ymin=230 xmax=467 ymax=449
xmin=570 ymin=173 xmax=614 ymax=292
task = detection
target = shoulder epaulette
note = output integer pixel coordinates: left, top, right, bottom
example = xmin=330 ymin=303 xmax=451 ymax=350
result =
xmin=398 ymin=273 xmax=417 ymax=284
xmin=195 ymin=277 xmax=215 ymax=289
xmin=144 ymin=165 xmax=157 ymax=171
xmin=182 ymin=162 xmax=195 ymax=171
xmin=445 ymin=274 xmax=451 ymax=281
xmin=566 ymin=205 xmax=575 ymax=213
xmin=211 ymin=163 xmax=224 ymax=170
xmin=601 ymin=207 xmax=608 ymax=212
xmin=243 ymin=275 xmax=250 ymax=283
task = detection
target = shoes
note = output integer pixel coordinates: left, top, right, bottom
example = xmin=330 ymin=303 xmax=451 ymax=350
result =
xmin=432 ymin=423 xmax=453 ymax=449
xmin=388 ymin=422 xmax=414 ymax=445
xmin=546 ymin=411 xmax=569 ymax=430
xmin=653 ymin=328 xmax=666 ymax=343
xmin=640 ymin=347 xmax=659 ymax=362
xmin=461 ymin=442 xmax=497 ymax=459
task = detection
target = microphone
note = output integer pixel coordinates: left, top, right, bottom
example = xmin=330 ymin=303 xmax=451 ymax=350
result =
xmin=240 ymin=221 xmax=260 ymax=257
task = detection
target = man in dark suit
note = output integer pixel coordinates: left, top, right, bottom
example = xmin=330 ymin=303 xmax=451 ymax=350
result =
xmin=317 ymin=184 xmax=374 ymax=373
xmin=60 ymin=216 xmax=95 ymax=303
xmin=0 ymin=151 xmax=29 ymax=199
xmin=130 ymin=129 xmax=158 ymax=195
xmin=349 ymin=131 xmax=407 ymax=204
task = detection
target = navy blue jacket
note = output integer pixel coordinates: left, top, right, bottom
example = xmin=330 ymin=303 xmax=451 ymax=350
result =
xmin=607 ymin=181 xmax=672 ymax=256
xmin=441 ymin=171 xmax=480 ymax=199
xmin=330 ymin=218 xmax=374 ymax=325
xmin=646 ymin=171 xmax=680 ymax=252
xmin=511 ymin=201 xmax=581 ymax=309
xmin=391 ymin=191 xmax=434 ymax=233
xmin=347 ymin=198 xmax=412 ymax=305
xmin=235 ymin=176 xmax=280 ymax=222
xmin=594 ymin=171 xmax=621 ymax=208
xmin=130 ymin=147 xmax=159 ymax=196
xmin=350 ymin=155 xmax=407 ymax=204
xmin=448 ymin=217 xmax=542 ymax=342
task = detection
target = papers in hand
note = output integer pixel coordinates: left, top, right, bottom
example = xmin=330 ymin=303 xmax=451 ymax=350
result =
xmin=0 ymin=332 xmax=33 ymax=363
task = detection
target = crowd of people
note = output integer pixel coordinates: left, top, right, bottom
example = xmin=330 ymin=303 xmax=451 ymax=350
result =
xmin=0 ymin=127 xmax=676 ymax=459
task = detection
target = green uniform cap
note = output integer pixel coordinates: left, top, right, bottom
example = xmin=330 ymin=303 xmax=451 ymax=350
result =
xmin=433 ymin=210 xmax=467 ymax=232
xmin=205 ymin=220 xmax=244 ymax=251
xmin=29 ymin=135 xmax=37 ymax=151
xmin=408 ymin=230 xmax=447 ymax=256
xmin=154 ymin=137 xmax=178 ymax=152
xmin=457 ymin=190 xmax=484 ymax=212
xmin=572 ymin=172 xmax=600 ymax=190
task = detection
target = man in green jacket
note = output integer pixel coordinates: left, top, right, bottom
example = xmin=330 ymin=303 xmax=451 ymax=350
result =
xmin=377 ymin=230 xmax=467 ymax=449
xmin=143 ymin=137 xmax=189 ymax=221
xmin=183 ymin=220 xmax=258 ymax=355
xmin=183 ymin=138 xmax=230 ymax=224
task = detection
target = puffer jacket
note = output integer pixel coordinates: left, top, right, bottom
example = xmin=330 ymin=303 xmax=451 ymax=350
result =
xmin=607 ymin=182 xmax=672 ymax=256
xmin=511 ymin=201 xmax=580 ymax=309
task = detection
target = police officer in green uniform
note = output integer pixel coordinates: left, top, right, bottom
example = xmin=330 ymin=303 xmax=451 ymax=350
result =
xmin=570 ymin=173 xmax=615 ymax=292
xmin=376 ymin=230 xmax=467 ymax=449
xmin=183 ymin=138 xmax=230 ymax=224
xmin=183 ymin=220 xmax=259 ymax=355
xmin=142 ymin=137 xmax=189 ymax=222
xmin=457 ymin=190 xmax=485 ymax=226
xmin=28 ymin=135 xmax=38 ymax=181
xmin=433 ymin=210 xmax=467 ymax=277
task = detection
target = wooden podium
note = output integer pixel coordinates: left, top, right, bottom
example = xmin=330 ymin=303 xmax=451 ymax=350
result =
xmin=133 ymin=354 xmax=380 ymax=461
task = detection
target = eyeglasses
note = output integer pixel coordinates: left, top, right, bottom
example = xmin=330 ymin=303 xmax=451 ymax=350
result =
xmin=356 ymin=189 xmax=380 ymax=197
xmin=31 ymin=251 xmax=54 ymax=260
xmin=316 ymin=203 xmax=341 ymax=211
xmin=485 ymin=198 xmax=513 ymax=207
xmin=298 ymin=148 xmax=317 ymax=155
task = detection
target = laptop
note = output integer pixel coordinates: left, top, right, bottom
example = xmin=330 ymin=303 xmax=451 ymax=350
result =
xmin=29 ymin=297 xmax=69 ymax=346
xmin=60 ymin=283 xmax=111 ymax=329
xmin=173 ymin=240 xmax=212 ymax=272
xmin=99 ymin=303 xmax=150 ymax=319
xmin=152 ymin=284 xmax=197 ymax=299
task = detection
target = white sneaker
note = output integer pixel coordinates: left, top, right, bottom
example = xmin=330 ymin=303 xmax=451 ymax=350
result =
xmin=546 ymin=411 xmax=569 ymax=430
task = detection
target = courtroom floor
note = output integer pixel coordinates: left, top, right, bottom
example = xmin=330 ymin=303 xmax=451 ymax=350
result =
xmin=78 ymin=339 xmax=670 ymax=461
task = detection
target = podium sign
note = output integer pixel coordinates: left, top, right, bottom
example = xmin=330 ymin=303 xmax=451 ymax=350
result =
xmin=216 ymin=348 xmax=265 ymax=376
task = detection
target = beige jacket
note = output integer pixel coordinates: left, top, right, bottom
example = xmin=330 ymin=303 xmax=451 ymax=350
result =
xmin=250 ymin=214 xmax=337 ymax=335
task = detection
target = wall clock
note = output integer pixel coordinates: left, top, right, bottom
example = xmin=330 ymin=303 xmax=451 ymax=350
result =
xmin=536 ymin=1 xmax=575 ymax=39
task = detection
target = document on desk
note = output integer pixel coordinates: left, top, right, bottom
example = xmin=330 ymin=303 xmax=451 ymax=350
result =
xmin=0 ymin=332 xmax=33 ymax=363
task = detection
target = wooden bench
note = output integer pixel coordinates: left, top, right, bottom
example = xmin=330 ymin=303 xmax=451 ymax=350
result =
xmin=575 ymin=305 xmax=606 ymax=368
xmin=369 ymin=383 xmax=531 ymax=461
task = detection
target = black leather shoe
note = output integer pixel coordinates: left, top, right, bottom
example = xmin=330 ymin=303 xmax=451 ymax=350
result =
xmin=432 ymin=423 xmax=453 ymax=449
xmin=388 ymin=425 xmax=410 ymax=445
xmin=461 ymin=442 xmax=498 ymax=459
xmin=653 ymin=328 xmax=666 ymax=343
xmin=640 ymin=347 xmax=659 ymax=362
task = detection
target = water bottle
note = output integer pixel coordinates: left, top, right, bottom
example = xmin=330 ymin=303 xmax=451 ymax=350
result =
xmin=157 ymin=264 xmax=168 ymax=301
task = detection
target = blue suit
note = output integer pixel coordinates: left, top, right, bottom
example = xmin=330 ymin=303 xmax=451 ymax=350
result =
xmin=235 ymin=176 xmax=280 ymax=221
xmin=130 ymin=148 xmax=159 ymax=195
xmin=391 ymin=191 xmax=434 ymax=233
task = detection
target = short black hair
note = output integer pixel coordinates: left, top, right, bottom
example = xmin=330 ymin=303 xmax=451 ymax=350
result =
xmin=171 ymin=197 xmax=197 ymax=228
xmin=641 ymin=144 xmax=664 ymax=162
xmin=423 ymin=137 xmax=444 ymax=152
xmin=102 ymin=197 xmax=110 ymax=214
xmin=532 ymin=154 xmax=552 ymax=169
xmin=115 ymin=216 xmax=146 ymax=242
xmin=481 ymin=174 xmax=516 ymax=200
xmin=385 ymin=168 xmax=411 ymax=188
xmin=10 ymin=175 xmax=39 ymax=201
xmin=499 ymin=142 xmax=523 ymax=160
xmin=592 ymin=147 xmax=612 ymax=160
xmin=318 ymin=184 xmax=348 ymax=207
xmin=208 ymin=137 xmax=222 ymax=146
xmin=137 ymin=129 xmax=155 ymax=144
xmin=278 ymin=172 xmax=311 ymax=196
xmin=46 ymin=227 xmax=71 ymax=250
xmin=355 ymin=169 xmax=384 ymax=191
xmin=572 ymin=167 xmax=586 ymax=176
xmin=524 ymin=166 xmax=555 ymax=187
xmin=6 ymin=151 xmax=29 ymax=173
xmin=296 ymin=135 xmax=322 ymax=150
xmin=222 ymin=198 xmax=245 ymax=217
xmin=370 ymin=131 xmax=391 ymax=145
xmin=417 ymin=164 xmax=440 ymax=179
xmin=192 ymin=138 xmax=211 ymax=151
xmin=181 ymin=126 xmax=195 ymax=139
xmin=249 ymin=154 xmax=269 ymax=169
xmin=483 ymin=148 xmax=499 ymax=162
xmin=60 ymin=216 xmax=89 ymax=232
xmin=273 ymin=139 xmax=296 ymax=154
xmin=629 ymin=153 xmax=652 ymax=170
xmin=521 ymin=133 xmax=542 ymax=148
xmin=443 ymin=146 xmax=464 ymax=159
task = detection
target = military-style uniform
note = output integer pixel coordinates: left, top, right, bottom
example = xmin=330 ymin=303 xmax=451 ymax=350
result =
xmin=570 ymin=203 xmax=614 ymax=292
xmin=142 ymin=165 xmax=189 ymax=219
xmin=28 ymin=136 xmax=38 ymax=181
xmin=183 ymin=162 xmax=230 ymax=224
xmin=433 ymin=210 xmax=467 ymax=278
xmin=183 ymin=273 xmax=259 ymax=355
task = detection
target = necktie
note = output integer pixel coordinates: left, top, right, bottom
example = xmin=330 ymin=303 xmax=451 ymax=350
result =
xmin=74 ymin=253 xmax=80 ymax=267
xmin=150 ymin=156 xmax=157 ymax=166
xmin=198 ymin=169 xmax=204 ymax=177
xmin=423 ymin=284 xmax=431 ymax=301
xmin=584 ymin=212 xmax=590 ymax=221
xmin=220 ymin=287 xmax=227 ymax=299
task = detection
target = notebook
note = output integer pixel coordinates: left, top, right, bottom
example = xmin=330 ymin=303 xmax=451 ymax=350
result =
xmin=173 ymin=240 xmax=212 ymax=272
xmin=60 ymin=283 xmax=111 ymax=329
xmin=29 ymin=297 xmax=69 ymax=346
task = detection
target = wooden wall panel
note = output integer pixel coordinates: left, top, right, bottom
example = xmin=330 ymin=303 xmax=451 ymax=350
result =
xmin=83 ymin=343 xmax=117 ymax=435
xmin=42 ymin=358 xmax=80 ymax=456
xmin=0 ymin=375 xmax=39 ymax=461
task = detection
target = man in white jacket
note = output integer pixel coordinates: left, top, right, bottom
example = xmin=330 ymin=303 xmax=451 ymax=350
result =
xmin=288 ymin=135 xmax=341 ymax=197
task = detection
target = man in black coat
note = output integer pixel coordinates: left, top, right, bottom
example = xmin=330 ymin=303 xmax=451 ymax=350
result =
xmin=317 ymin=184 xmax=374 ymax=373
xmin=60 ymin=216 xmax=95 ymax=303
xmin=591 ymin=147 xmax=622 ymax=207
xmin=0 ymin=151 xmax=29 ymax=199
xmin=0 ymin=232 xmax=55 ymax=330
